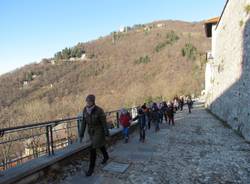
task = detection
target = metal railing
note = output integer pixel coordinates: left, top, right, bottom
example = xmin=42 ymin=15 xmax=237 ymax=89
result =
xmin=0 ymin=107 xmax=137 ymax=171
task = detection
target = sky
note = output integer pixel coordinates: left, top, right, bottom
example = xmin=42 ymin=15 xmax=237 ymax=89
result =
xmin=0 ymin=0 xmax=226 ymax=75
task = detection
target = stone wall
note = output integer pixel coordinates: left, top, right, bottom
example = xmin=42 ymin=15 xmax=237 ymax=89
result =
xmin=205 ymin=0 xmax=250 ymax=141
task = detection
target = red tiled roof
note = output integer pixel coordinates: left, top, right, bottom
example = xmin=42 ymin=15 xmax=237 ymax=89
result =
xmin=204 ymin=17 xmax=220 ymax=25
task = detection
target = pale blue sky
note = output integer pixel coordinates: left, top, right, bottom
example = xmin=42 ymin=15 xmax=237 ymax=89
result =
xmin=0 ymin=0 xmax=226 ymax=75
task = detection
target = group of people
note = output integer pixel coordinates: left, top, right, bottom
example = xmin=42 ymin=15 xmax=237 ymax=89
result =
xmin=78 ymin=94 xmax=193 ymax=177
xmin=119 ymin=96 xmax=193 ymax=144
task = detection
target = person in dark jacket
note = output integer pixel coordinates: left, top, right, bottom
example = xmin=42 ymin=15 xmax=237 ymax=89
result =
xmin=162 ymin=101 xmax=168 ymax=123
xmin=187 ymin=97 xmax=193 ymax=114
xmin=158 ymin=103 xmax=164 ymax=124
xmin=119 ymin=108 xmax=132 ymax=143
xmin=81 ymin=94 xmax=109 ymax=177
xmin=166 ymin=102 xmax=175 ymax=126
xmin=142 ymin=104 xmax=151 ymax=130
xmin=179 ymin=97 xmax=184 ymax=111
xmin=133 ymin=107 xmax=147 ymax=143
xmin=151 ymin=103 xmax=160 ymax=132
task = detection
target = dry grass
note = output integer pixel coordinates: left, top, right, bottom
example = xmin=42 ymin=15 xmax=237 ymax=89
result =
xmin=0 ymin=20 xmax=210 ymax=128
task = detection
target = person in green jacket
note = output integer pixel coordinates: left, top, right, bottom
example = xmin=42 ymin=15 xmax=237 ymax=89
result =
xmin=80 ymin=94 xmax=110 ymax=177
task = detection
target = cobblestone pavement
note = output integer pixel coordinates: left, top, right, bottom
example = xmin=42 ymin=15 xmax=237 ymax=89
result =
xmin=44 ymin=101 xmax=250 ymax=184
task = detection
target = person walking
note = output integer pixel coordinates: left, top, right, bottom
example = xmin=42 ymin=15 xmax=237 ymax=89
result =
xmin=162 ymin=101 xmax=168 ymax=123
xmin=143 ymin=104 xmax=151 ymax=130
xmin=187 ymin=96 xmax=193 ymax=114
xmin=151 ymin=103 xmax=160 ymax=132
xmin=158 ymin=102 xmax=164 ymax=124
xmin=119 ymin=108 xmax=132 ymax=143
xmin=133 ymin=107 xmax=147 ymax=143
xmin=166 ymin=102 xmax=175 ymax=126
xmin=179 ymin=97 xmax=184 ymax=111
xmin=173 ymin=98 xmax=179 ymax=112
xmin=81 ymin=94 xmax=110 ymax=177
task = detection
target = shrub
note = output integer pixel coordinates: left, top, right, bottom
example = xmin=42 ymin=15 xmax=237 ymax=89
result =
xmin=181 ymin=43 xmax=198 ymax=61
xmin=155 ymin=31 xmax=179 ymax=52
xmin=54 ymin=47 xmax=85 ymax=60
xmin=134 ymin=56 xmax=151 ymax=64
xmin=239 ymin=20 xmax=244 ymax=27
xmin=166 ymin=31 xmax=179 ymax=44
xmin=245 ymin=4 xmax=250 ymax=14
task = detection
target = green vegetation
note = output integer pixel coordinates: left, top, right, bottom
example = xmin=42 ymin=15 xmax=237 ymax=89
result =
xmin=25 ymin=71 xmax=42 ymax=82
xmin=181 ymin=43 xmax=198 ymax=61
xmin=133 ymin=24 xmax=145 ymax=29
xmin=155 ymin=31 xmax=179 ymax=52
xmin=54 ymin=47 xmax=85 ymax=60
xmin=239 ymin=20 xmax=244 ymax=27
xmin=134 ymin=56 xmax=151 ymax=64
xmin=245 ymin=4 xmax=250 ymax=14
xmin=111 ymin=31 xmax=124 ymax=44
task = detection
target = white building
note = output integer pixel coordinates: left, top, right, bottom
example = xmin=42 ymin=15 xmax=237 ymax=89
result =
xmin=204 ymin=17 xmax=220 ymax=96
xmin=23 ymin=81 xmax=29 ymax=87
xmin=81 ymin=53 xmax=87 ymax=60
xmin=156 ymin=23 xmax=164 ymax=28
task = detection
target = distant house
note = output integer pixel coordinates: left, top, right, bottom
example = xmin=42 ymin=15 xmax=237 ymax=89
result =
xmin=23 ymin=81 xmax=29 ymax=87
xmin=119 ymin=26 xmax=126 ymax=32
xmin=156 ymin=23 xmax=164 ymax=28
xmin=144 ymin=26 xmax=151 ymax=32
xmin=32 ymin=74 xmax=37 ymax=79
xmin=80 ymin=53 xmax=87 ymax=60
xmin=50 ymin=60 xmax=55 ymax=65
xmin=69 ymin=57 xmax=76 ymax=61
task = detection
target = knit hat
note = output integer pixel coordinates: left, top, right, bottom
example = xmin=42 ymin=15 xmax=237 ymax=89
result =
xmin=86 ymin=94 xmax=96 ymax=102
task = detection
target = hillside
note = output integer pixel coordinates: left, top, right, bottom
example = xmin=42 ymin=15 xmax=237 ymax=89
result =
xmin=0 ymin=20 xmax=210 ymax=128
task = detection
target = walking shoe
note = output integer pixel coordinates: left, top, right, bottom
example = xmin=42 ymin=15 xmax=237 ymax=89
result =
xmin=85 ymin=169 xmax=94 ymax=177
xmin=101 ymin=156 xmax=109 ymax=165
xmin=125 ymin=138 xmax=129 ymax=143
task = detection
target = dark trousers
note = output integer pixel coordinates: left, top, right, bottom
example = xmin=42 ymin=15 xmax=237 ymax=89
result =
xmin=153 ymin=120 xmax=160 ymax=131
xmin=89 ymin=146 xmax=108 ymax=171
xmin=188 ymin=105 xmax=192 ymax=113
xmin=168 ymin=117 xmax=175 ymax=125
xmin=159 ymin=113 xmax=163 ymax=123
xmin=164 ymin=113 xmax=168 ymax=122
xmin=147 ymin=118 xmax=151 ymax=129
xmin=139 ymin=127 xmax=146 ymax=141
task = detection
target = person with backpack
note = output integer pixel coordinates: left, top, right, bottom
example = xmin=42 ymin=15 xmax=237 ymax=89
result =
xmin=119 ymin=108 xmax=132 ymax=143
xmin=133 ymin=107 xmax=147 ymax=143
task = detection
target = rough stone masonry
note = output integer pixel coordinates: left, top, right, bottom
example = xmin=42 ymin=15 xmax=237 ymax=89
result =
xmin=205 ymin=0 xmax=250 ymax=141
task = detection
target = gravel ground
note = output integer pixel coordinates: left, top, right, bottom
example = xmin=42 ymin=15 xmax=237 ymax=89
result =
xmin=38 ymin=101 xmax=250 ymax=184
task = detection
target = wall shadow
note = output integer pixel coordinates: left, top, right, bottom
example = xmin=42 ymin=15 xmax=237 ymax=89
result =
xmin=208 ymin=18 xmax=250 ymax=141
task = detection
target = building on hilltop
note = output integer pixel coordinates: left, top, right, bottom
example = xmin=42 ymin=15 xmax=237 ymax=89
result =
xmin=204 ymin=0 xmax=250 ymax=141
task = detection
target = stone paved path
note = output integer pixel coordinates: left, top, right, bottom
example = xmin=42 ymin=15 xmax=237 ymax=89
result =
xmin=48 ymin=101 xmax=250 ymax=184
